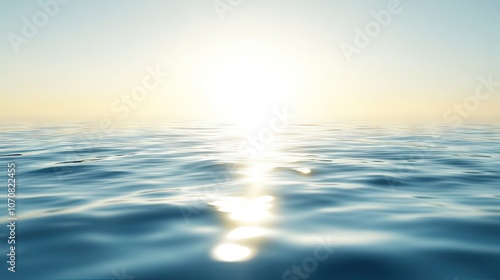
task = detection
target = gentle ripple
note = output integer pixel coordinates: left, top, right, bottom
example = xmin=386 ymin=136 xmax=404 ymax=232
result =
xmin=0 ymin=122 xmax=499 ymax=280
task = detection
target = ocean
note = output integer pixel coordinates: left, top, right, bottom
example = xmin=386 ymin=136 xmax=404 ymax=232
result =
xmin=1 ymin=122 xmax=499 ymax=280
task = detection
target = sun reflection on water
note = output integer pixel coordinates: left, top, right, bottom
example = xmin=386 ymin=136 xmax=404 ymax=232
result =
xmin=227 ymin=226 xmax=269 ymax=240
xmin=210 ymin=162 xmax=275 ymax=262
xmin=212 ymin=243 xmax=253 ymax=262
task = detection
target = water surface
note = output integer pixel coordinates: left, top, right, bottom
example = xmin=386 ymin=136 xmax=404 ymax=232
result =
xmin=0 ymin=122 xmax=499 ymax=280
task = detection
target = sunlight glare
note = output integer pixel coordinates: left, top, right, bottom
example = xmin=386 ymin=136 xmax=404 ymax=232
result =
xmin=227 ymin=226 xmax=269 ymax=240
xmin=199 ymin=38 xmax=298 ymax=128
xmin=212 ymin=243 xmax=253 ymax=262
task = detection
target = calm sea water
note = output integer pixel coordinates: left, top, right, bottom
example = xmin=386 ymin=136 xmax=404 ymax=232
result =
xmin=1 ymin=122 xmax=499 ymax=280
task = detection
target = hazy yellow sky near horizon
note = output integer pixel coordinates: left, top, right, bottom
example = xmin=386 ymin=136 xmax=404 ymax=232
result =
xmin=1 ymin=0 xmax=499 ymax=124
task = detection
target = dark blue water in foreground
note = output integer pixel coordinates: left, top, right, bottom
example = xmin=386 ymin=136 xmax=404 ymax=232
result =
xmin=1 ymin=122 xmax=499 ymax=280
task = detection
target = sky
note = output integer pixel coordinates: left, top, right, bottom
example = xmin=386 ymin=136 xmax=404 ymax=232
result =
xmin=0 ymin=0 xmax=499 ymax=124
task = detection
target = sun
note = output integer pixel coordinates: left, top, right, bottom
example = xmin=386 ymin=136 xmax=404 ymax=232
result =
xmin=199 ymin=38 xmax=298 ymax=128
xmin=206 ymin=59 xmax=286 ymax=126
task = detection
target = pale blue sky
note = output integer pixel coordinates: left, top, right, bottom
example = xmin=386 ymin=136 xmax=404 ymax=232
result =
xmin=1 ymin=0 xmax=499 ymax=121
